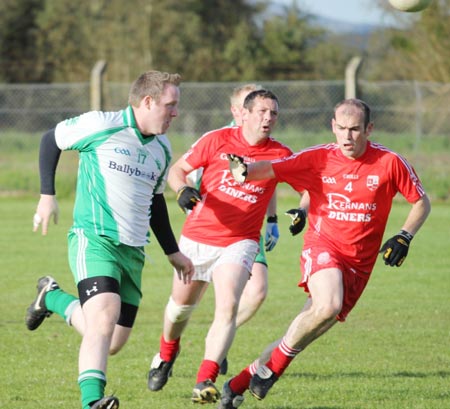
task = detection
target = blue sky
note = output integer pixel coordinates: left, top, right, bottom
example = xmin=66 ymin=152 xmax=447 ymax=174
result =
xmin=274 ymin=0 xmax=396 ymax=26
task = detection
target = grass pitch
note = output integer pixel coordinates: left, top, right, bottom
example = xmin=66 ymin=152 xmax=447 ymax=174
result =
xmin=1 ymin=196 xmax=449 ymax=408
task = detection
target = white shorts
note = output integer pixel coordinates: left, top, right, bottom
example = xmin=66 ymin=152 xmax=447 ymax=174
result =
xmin=178 ymin=235 xmax=259 ymax=282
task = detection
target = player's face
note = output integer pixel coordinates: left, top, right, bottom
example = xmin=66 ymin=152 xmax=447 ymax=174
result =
xmin=242 ymin=96 xmax=279 ymax=143
xmin=140 ymin=84 xmax=180 ymax=135
xmin=230 ymin=92 xmax=250 ymax=126
xmin=332 ymin=105 xmax=372 ymax=159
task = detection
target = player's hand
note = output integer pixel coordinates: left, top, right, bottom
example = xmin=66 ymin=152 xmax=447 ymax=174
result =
xmin=227 ymin=154 xmax=247 ymax=183
xmin=33 ymin=194 xmax=59 ymax=235
xmin=167 ymin=251 xmax=195 ymax=284
xmin=176 ymin=186 xmax=202 ymax=213
xmin=265 ymin=215 xmax=279 ymax=252
xmin=285 ymin=207 xmax=307 ymax=236
xmin=379 ymin=230 xmax=413 ymax=267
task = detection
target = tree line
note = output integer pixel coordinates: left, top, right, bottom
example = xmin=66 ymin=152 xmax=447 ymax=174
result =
xmin=0 ymin=0 xmax=448 ymax=84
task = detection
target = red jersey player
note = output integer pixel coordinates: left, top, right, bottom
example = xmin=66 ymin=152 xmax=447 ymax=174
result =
xmin=147 ymin=89 xmax=294 ymax=403
xmin=222 ymin=98 xmax=431 ymax=408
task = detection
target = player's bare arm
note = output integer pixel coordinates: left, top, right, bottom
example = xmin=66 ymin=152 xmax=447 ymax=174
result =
xmin=168 ymin=156 xmax=202 ymax=213
xmin=167 ymin=252 xmax=195 ymax=284
xmin=228 ymin=154 xmax=275 ymax=182
xmin=401 ymin=194 xmax=431 ymax=235
xmin=379 ymin=194 xmax=431 ymax=267
xmin=168 ymin=156 xmax=195 ymax=192
xmin=33 ymin=194 xmax=59 ymax=235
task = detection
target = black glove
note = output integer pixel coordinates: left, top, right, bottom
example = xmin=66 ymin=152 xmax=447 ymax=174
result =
xmin=379 ymin=230 xmax=414 ymax=267
xmin=176 ymin=186 xmax=202 ymax=213
xmin=227 ymin=154 xmax=247 ymax=183
xmin=285 ymin=207 xmax=307 ymax=236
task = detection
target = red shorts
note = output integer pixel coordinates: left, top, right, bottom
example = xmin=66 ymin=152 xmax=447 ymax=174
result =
xmin=299 ymin=245 xmax=370 ymax=321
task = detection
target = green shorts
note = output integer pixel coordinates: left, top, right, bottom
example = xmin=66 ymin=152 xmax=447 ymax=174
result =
xmin=254 ymin=235 xmax=268 ymax=266
xmin=68 ymin=228 xmax=144 ymax=307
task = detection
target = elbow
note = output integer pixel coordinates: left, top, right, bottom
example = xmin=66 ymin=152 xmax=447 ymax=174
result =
xmin=421 ymin=194 xmax=432 ymax=217
xmin=167 ymin=170 xmax=185 ymax=193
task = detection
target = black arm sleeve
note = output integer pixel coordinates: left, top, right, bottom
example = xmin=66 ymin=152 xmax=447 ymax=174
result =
xmin=39 ymin=128 xmax=62 ymax=195
xmin=150 ymin=193 xmax=180 ymax=255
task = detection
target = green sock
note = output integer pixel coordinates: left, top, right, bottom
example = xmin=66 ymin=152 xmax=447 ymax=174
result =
xmin=78 ymin=369 xmax=106 ymax=409
xmin=45 ymin=289 xmax=79 ymax=323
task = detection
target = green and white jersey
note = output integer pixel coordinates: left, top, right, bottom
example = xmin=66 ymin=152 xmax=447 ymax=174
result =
xmin=55 ymin=105 xmax=172 ymax=247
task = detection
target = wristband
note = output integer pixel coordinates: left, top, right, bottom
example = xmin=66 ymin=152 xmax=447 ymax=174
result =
xmin=267 ymin=215 xmax=278 ymax=223
xmin=399 ymin=229 xmax=414 ymax=242
xmin=177 ymin=185 xmax=189 ymax=194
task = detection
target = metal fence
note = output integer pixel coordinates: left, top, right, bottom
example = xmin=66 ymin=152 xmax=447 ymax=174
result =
xmin=1 ymin=80 xmax=449 ymax=152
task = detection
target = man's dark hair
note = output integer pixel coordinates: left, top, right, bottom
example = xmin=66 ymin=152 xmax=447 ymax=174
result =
xmin=334 ymin=98 xmax=371 ymax=129
xmin=243 ymin=89 xmax=279 ymax=111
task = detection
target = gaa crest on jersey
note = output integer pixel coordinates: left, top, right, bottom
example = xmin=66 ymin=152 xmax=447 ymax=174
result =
xmin=366 ymin=175 xmax=379 ymax=191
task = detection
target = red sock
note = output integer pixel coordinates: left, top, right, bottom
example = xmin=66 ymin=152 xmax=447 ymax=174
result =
xmin=229 ymin=366 xmax=252 ymax=394
xmin=159 ymin=335 xmax=180 ymax=362
xmin=196 ymin=360 xmax=220 ymax=383
xmin=266 ymin=339 xmax=300 ymax=377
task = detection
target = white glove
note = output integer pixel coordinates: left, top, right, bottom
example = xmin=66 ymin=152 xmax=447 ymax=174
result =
xmin=227 ymin=154 xmax=247 ymax=183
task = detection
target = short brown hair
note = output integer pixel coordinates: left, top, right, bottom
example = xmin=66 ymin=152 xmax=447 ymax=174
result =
xmin=334 ymin=98 xmax=371 ymax=129
xmin=243 ymin=89 xmax=279 ymax=111
xmin=128 ymin=70 xmax=181 ymax=107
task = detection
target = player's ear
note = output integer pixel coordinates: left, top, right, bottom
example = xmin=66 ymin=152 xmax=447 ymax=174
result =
xmin=365 ymin=121 xmax=374 ymax=135
xmin=241 ymin=108 xmax=250 ymax=122
xmin=143 ymin=95 xmax=153 ymax=110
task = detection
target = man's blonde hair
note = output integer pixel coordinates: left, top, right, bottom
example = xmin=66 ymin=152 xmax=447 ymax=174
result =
xmin=230 ymin=83 xmax=263 ymax=107
xmin=128 ymin=70 xmax=181 ymax=107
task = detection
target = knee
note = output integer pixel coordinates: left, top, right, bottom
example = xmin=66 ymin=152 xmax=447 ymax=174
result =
xmin=108 ymin=324 xmax=132 ymax=355
xmin=109 ymin=330 xmax=128 ymax=354
xmin=313 ymin=301 xmax=342 ymax=322
xmin=241 ymin=288 xmax=266 ymax=312
xmin=109 ymin=345 xmax=122 ymax=356
xmin=109 ymin=340 xmax=127 ymax=355
xmin=82 ymin=295 xmax=121 ymax=335
xmin=243 ymin=271 xmax=268 ymax=306
xmin=85 ymin=313 xmax=118 ymax=337
xmin=252 ymin=287 xmax=267 ymax=306
xmin=166 ymin=296 xmax=197 ymax=323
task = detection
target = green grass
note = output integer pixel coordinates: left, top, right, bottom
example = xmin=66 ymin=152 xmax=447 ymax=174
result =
xmin=1 ymin=196 xmax=449 ymax=409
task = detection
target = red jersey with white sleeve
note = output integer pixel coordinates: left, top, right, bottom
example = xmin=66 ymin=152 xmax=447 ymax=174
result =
xmin=272 ymin=141 xmax=426 ymax=273
xmin=182 ymin=126 xmax=292 ymax=246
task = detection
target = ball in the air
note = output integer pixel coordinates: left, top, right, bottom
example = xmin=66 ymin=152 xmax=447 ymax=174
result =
xmin=388 ymin=0 xmax=432 ymax=12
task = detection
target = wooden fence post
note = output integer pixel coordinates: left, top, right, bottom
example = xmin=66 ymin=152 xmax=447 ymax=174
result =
xmin=90 ymin=60 xmax=107 ymax=111
xmin=345 ymin=56 xmax=363 ymax=99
